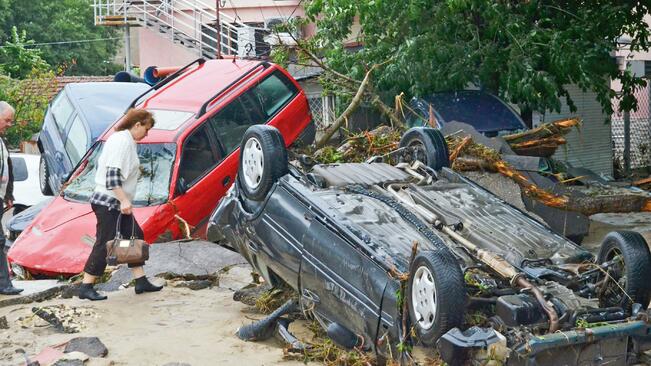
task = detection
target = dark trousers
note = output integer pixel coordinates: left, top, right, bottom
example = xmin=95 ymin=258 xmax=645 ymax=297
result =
xmin=84 ymin=204 xmax=145 ymax=276
xmin=0 ymin=199 xmax=13 ymax=288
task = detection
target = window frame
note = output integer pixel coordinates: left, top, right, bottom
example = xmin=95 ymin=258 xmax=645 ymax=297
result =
xmin=63 ymin=114 xmax=89 ymax=166
xmin=50 ymin=91 xmax=75 ymax=135
xmin=177 ymin=122 xmax=223 ymax=189
xmin=207 ymin=70 xmax=299 ymax=156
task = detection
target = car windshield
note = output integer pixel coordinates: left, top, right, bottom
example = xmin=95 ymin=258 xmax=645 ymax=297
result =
xmin=63 ymin=142 xmax=176 ymax=206
xmin=410 ymin=91 xmax=525 ymax=133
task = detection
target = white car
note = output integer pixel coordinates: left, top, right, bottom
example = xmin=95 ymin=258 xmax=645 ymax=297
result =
xmin=10 ymin=153 xmax=48 ymax=213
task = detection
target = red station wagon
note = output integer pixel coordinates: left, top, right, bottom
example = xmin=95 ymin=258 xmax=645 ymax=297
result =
xmin=8 ymin=58 xmax=313 ymax=276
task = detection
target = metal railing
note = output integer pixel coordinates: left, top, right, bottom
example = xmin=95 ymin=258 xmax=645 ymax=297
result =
xmin=92 ymin=0 xmax=265 ymax=57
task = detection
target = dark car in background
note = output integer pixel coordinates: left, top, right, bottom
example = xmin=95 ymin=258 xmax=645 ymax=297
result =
xmin=38 ymin=82 xmax=149 ymax=195
xmin=407 ymin=90 xmax=527 ymax=136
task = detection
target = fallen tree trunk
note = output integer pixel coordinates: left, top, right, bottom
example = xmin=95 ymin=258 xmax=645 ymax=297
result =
xmin=451 ymin=139 xmax=651 ymax=216
xmin=504 ymin=118 xmax=580 ymax=144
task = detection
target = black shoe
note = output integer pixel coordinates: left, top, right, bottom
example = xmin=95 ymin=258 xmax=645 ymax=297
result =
xmin=135 ymin=276 xmax=163 ymax=294
xmin=78 ymin=284 xmax=107 ymax=301
xmin=0 ymin=285 xmax=23 ymax=295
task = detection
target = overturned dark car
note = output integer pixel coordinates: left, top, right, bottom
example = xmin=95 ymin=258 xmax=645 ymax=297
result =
xmin=208 ymin=125 xmax=651 ymax=365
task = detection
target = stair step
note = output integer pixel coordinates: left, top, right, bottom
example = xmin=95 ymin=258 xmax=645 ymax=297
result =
xmin=96 ymin=19 xmax=142 ymax=27
xmin=101 ymin=15 xmax=138 ymax=21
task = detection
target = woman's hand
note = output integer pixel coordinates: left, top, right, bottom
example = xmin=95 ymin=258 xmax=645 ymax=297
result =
xmin=120 ymin=199 xmax=133 ymax=215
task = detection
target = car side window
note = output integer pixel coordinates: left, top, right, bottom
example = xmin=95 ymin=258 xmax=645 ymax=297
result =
xmin=178 ymin=124 xmax=222 ymax=186
xmin=50 ymin=92 xmax=74 ymax=133
xmin=64 ymin=115 xmax=88 ymax=165
xmin=252 ymin=72 xmax=297 ymax=117
xmin=208 ymin=71 xmax=298 ymax=156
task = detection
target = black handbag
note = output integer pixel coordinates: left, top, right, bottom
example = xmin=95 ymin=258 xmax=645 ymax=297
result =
xmin=106 ymin=214 xmax=149 ymax=265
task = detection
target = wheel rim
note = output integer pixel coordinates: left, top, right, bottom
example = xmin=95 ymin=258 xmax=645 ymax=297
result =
xmin=411 ymin=265 xmax=438 ymax=330
xmin=602 ymin=248 xmax=627 ymax=306
xmin=242 ymin=137 xmax=264 ymax=189
xmin=39 ymin=157 xmax=47 ymax=191
xmin=408 ymin=140 xmax=428 ymax=165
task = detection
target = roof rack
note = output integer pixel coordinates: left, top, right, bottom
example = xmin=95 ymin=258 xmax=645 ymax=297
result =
xmin=196 ymin=61 xmax=270 ymax=118
xmin=126 ymin=58 xmax=206 ymax=112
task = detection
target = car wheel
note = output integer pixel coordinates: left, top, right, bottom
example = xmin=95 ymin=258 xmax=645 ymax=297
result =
xmin=597 ymin=231 xmax=651 ymax=310
xmin=39 ymin=156 xmax=53 ymax=195
xmin=406 ymin=250 xmax=465 ymax=346
xmin=237 ymin=125 xmax=288 ymax=201
xmin=399 ymin=127 xmax=450 ymax=170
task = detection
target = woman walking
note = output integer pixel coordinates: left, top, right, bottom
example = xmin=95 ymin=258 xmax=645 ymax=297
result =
xmin=79 ymin=108 xmax=163 ymax=301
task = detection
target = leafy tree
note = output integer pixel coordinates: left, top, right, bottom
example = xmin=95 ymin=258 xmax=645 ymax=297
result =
xmin=0 ymin=27 xmax=50 ymax=79
xmin=302 ymin=0 xmax=650 ymax=126
xmin=1 ymin=0 xmax=122 ymax=75
xmin=0 ymin=69 xmax=56 ymax=147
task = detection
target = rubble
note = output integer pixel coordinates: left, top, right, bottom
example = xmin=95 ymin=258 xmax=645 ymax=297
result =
xmin=31 ymin=304 xmax=97 ymax=333
xmin=64 ymin=337 xmax=108 ymax=358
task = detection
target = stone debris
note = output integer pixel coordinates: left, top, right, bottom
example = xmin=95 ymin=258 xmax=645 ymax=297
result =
xmin=31 ymin=304 xmax=97 ymax=333
xmin=58 ymin=351 xmax=90 ymax=362
xmin=233 ymin=283 xmax=272 ymax=307
xmin=52 ymin=359 xmax=85 ymax=366
xmin=64 ymin=337 xmax=108 ymax=358
xmin=156 ymin=272 xmax=219 ymax=290
xmin=0 ymin=315 xmax=8 ymax=329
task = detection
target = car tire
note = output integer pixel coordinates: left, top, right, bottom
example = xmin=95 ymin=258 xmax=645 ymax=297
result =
xmin=39 ymin=156 xmax=53 ymax=195
xmin=399 ymin=127 xmax=450 ymax=170
xmin=406 ymin=250 xmax=465 ymax=346
xmin=597 ymin=231 xmax=651 ymax=310
xmin=237 ymin=125 xmax=288 ymax=201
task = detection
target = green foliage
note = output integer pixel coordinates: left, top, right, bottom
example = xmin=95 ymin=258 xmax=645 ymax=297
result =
xmin=0 ymin=69 xmax=56 ymax=147
xmin=0 ymin=26 xmax=50 ymax=79
xmin=304 ymin=0 xmax=650 ymax=116
xmin=1 ymin=0 xmax=122 ymax=75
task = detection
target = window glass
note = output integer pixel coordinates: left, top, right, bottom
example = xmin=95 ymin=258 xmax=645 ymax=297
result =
xmin=208 ymin=71 xmax=297 ymax=155
xmin=179 ymin=125 xmax=220 ymax=186
xmin=252 ymin=72 xmax=297 ymax=117
xmin=63 ymin=142 xmax=176 ymax=206
xmin=11 ymin=157 xmax=27 ymax=182
xmin=148 ymin=109 xmax=194 ymax=130
xmin=64 ymin=115 xmax=88 ymax=165
xmin=50 ymin=92 xmax=74 ymax=132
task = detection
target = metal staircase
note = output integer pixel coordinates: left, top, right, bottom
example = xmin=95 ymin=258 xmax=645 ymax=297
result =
xmin=92 ymin=0 xmax=268 ymax=59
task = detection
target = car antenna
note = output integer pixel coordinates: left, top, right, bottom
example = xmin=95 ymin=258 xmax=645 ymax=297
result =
xmin=125 ymin=58 xmax=206 ymax=112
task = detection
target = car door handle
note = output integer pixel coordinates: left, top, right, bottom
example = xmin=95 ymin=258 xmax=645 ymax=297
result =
xmin=222 ymin=176 xmax=231 ymax=187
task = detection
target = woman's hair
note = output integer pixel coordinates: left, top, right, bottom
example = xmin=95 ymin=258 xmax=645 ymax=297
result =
xmin=115 ymin=108 xmax=155 ymax=131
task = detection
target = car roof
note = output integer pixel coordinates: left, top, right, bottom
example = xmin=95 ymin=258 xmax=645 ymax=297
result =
xmin=100 ymin=59 xmax=264 ymax=144
xmin=65 ymin=82 xmax=150 ymax=139
xmin=141 ymin=59 xmax=261 ymax=113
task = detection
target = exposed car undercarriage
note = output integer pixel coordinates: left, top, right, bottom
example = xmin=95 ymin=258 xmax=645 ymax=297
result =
xmin=210 ymin=126 xmax=651 ymax=365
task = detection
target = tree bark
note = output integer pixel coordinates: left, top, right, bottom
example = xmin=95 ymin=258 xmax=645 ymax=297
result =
xmin=315 ymin=67 xmax=375 ymax=148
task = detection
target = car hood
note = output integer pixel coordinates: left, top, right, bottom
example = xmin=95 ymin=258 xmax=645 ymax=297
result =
xmin=7 ymin=198 xmax=166 ymax=276
xmin=8 ymin=197 xmax=55 ymax=232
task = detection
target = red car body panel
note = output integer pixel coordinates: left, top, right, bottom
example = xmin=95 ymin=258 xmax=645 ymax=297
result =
xmin=8 ymin=59 xmax=312 ymax=276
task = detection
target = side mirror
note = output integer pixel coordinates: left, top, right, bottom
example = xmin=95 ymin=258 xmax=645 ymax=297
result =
xmin=176 ymin=176 xmax=188 ymax=195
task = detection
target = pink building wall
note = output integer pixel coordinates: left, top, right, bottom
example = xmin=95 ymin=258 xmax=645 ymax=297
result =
xmin=138 ymin=27 xmax=199 ymax=71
